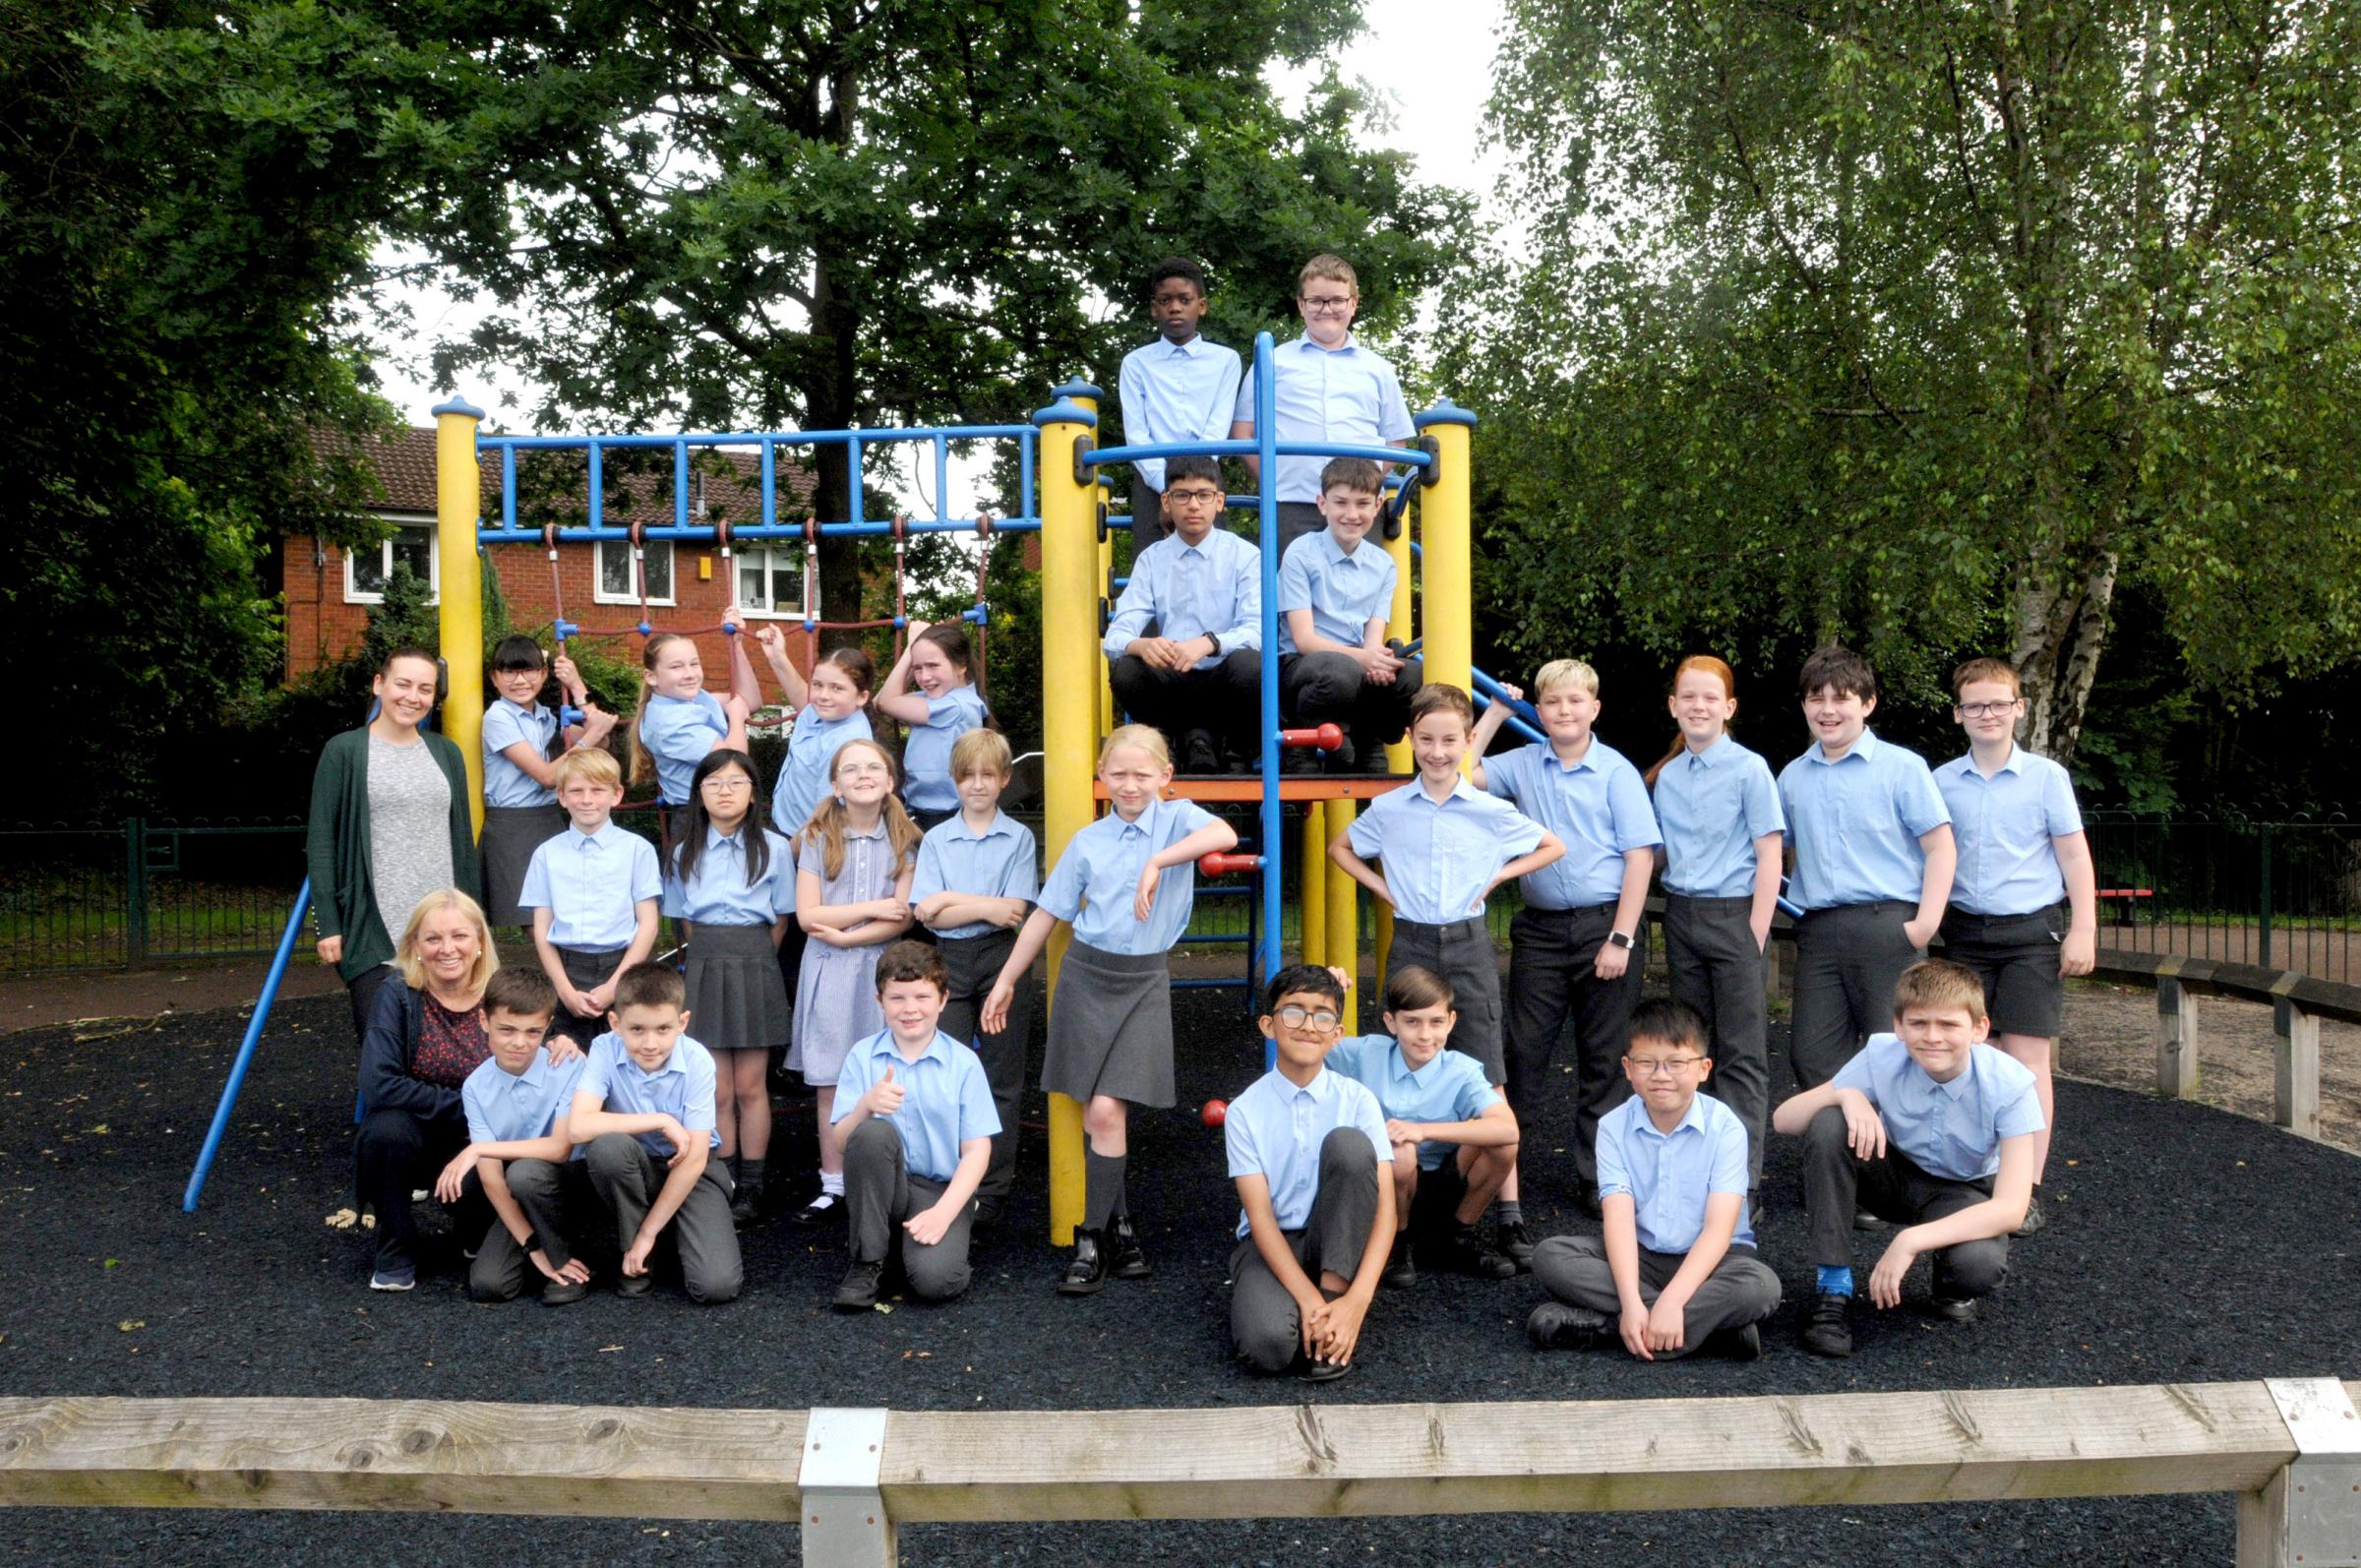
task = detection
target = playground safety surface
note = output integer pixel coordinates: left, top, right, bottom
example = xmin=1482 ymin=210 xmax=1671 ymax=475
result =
xmin=0 ymin=986 xmax=2354 ymax=1565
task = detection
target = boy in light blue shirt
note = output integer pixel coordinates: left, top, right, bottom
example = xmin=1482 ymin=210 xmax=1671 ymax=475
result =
xmin=1332 ymin=685 xmax=1563 ymax=1088
xmin=521 ymin=747 xmax=662 ymax=1052
xmin=1117 ymin=257 xmax=1243 ymax=559
xmin=1777 ymin=645 xmax=1956 ymax=1090
xmin=1326 ymin=966 xmax=1518 ymax=1287
xmin=1529 ymin=999 xmax=1781 ymax=1360
xmin=1277 ymin=457 xmax=1420 ymax=774
xmin=1773 ymin=960 xmax=2042 ymax=1358
xmin=569 ymin=963 xmax=742 ymax=1303
xmin=827 ymin=941 xmax=1001 ymax=1310
xmin=1226 ymin=966 xmax=1395 ymax=1381
xmin=439 ymin=968 xmax=596 ymax=1305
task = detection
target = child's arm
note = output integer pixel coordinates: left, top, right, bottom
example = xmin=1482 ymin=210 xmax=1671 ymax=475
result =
xmin=2056 ymin=828 xmax=2097 ymax=977
xmin=1382 ymin=1098 xmax=1518 ymax=1153
xmin=1360 ymin=614 xmax=1405 ymax=686
xmin=1311 ymin=1160 xmax=1396 ymax=1368
xmin=1465 ymin=681 xmax=1521 ymax=787
xmin=1236 ymin=1174 xmax=1329 ymax=1357
xmin=1480 ymin=831 xmax=1565 ymax=912
xmin=873 ymin=625 xmax=936 ymax=727
xmin=1594 ymin=846 xmax=1654 ymax=981
xmin=839 ymin=866 xmax=917 ymax=947
xmin=622 ymin=1139 xmax=710 ymax=1280
xmin=1904 ymin=821 xmax=1957 ymax=949
xmin=530 ymin=908 xmax=595 ymax=1021
xmin=981 ymin=906 xmax=1059 ymax=1034
xmin=1748 ymin=831 xmax=1784 ymax=951
xmin=433 ymin=1128 xmax=574 ymax=1202
xmin=1645 ymin=1189 xmax=1746 ymax=1356
xmin=1327 ymin=830 xmax=1395 ymax=908
xmin=587 ymin=898 xmax=661 ymax=1015
xmin=905 ymin=1135 xmax=991 ymax=1246
xmin=567 ymin=1089 xmax=694 ymax=1156
xmin=1133 ymin=817 xmax=1239 ymax=922
xmin=1770 ymin=1081 xmax=1887 ymax=1156
xmin=1601 ymin=1192 xmax=1655 ymax=1359
xmin=752 ymin=623 xmax=812 ymax=710
xmin=1867 ymin=1134 xmax=2036 ymax=1309
xmin=917 ymin=891 xmax=1030 ymax=930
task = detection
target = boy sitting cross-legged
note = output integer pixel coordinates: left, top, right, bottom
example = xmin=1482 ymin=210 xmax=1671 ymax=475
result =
xmin=1527 ymin=998 xmax=1781 ymax=1359
xmin=1326 ymin=965 xmax=1519 ymax=1286
xmin=1772 ymin=959 xmax=2041 ymax=1358
xmin=1227 ymin=965 xmax=1397 ymax=1382
xmin=436 ymin=967 xmax=599 ymax=1304
xmin=828 ymin=940 xmax=1001 ymax=1310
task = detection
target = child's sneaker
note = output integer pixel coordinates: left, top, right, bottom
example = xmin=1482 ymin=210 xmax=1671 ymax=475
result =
xmin=369 ymin=1263 xmax=416 ymax=1293
xmin=832 ymin=1260 xmax=885 ymax=1311
xmin=1525 ymin=1301 xmax=1608 ymax=1352
xmin=1440 ymin=1223 xmax=1516 ymax=1281
xmin=1379 ymin=1233 xmax=1418 ymax=1290
xmin=1493 ymin=1217 xmax=1537 ymax=1271
xmin=1799 ymin=1293 xmax=1854 ymax=1357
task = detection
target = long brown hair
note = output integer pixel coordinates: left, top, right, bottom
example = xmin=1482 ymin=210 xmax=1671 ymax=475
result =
xmin=1645 ymin=655 xmax=1739 ymax=788
xmin=799 ymin=739 xmax=922 ymax=881
xmin=629 ymin=632 xmax=697 ymax=789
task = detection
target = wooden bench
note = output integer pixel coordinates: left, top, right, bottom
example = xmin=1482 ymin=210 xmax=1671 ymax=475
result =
xmin=2096 ymin=885 xmax=2155 ymax=925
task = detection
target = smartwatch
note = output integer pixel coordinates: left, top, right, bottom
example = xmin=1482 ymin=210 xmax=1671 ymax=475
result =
xmin=1204 ymin=633 xmax=1222 ymax=658
xmin=518 ymin=1231 xmax=541 ymax=1254
xmin=1606 ymin=931 xmax=1636 ymax=951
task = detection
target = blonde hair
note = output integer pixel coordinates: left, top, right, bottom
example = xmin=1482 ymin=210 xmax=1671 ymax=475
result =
xmin=1646 ymin=654 xmax=1739 ymax=788
xmin=1299 ymin=254 xmax=1359 ymax=294
xmin=1952 ymin=657 xmax=2022 ymax=697
xmin=552 ymin=745 xmax=622 ymax=791
xmin=1098 ymin=723 xmax=1171 ymax=770
xmin=394 ymin=887 xmax=500 ymax=995
xmin=628 ymin=632 xmax=698 ymax=789
xmin=1533 ymin=658 xmax=1600 ymax=699
xmin=1893 ymin=959 xmax=1988 ymax=1021
xmin=951 ymin=728 xmax=1014 ymax=780
xmin=800 ymin=739 xmax=922 ymax=881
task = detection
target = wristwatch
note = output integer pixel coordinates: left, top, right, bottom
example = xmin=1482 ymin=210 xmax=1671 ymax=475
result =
xmin=518 ymin=1230 xmax=541 ymax=1254
xmin=1204 ymin=633 xmax=1222 ymax=658
xmin=1606 ymin=931 xmax=1636 ymax=951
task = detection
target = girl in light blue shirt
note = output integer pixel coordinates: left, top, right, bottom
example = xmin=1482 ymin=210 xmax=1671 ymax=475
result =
xmin=875 ymin=621 xmax=991 ymax=830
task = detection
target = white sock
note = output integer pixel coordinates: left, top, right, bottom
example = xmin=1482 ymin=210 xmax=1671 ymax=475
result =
xmin=819 ymin=1169 xmax=844 ymax=1198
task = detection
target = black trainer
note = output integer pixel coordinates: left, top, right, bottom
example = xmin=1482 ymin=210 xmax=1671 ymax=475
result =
xmin=1380 ymin=1233 xmax=1418 ymax=1290
xmin=1106 ymin=1214 xmax=1153 ymax=1280
xmin=1799 ymin=1292 xmax=1854 ymax=1357
xmin=1180 ymin=730 xmax=1221 ymax=775
xmin=1526 ymin=1301 xmax=1609 ymax=1352
xmin=1441 ymin=1223 xmax=1517 ymax=1281
xmin=728 ymin=1177 xmax=764 ymax=1226
xmin=2014 ymin=1190 xmax=2047 ymax=1237
xmin=1058 ymin=1228 xmax=1108 ymax=1296
xmin=1928 ymin=1294 xmax=1980 ymax=1322
xmin=1494 ymin=1217 xmax=1538 ymax=1270
xmin=1704 ymin=1321 xmax=1763 ymax=1360
xmin=832 ymin=1260 xmax=885 ymax=1311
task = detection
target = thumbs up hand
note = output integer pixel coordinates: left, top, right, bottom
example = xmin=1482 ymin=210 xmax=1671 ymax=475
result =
xmin=866 ymin=1064 xmax=905 ymax=1117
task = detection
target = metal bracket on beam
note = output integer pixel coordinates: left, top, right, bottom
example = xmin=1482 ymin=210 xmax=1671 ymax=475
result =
xmin=2258 ymin=1378 xmax=2361 ymax=1568
xmin=800 ymin=1406 xmax=893 ymax=1568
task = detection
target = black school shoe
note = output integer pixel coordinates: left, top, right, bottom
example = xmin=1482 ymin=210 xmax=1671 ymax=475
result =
xmin=728 ymin=1177 xmax=764 ymax=1226
xmin=1059 ymin=1228 xmax=1109 ymax=1296
xmin=1526 ymin=1301 xmax=1610 ymax=1352
xmin=1380 ymin=1233 xmax=1418 ymax=1290
xmin=1296 ymin=1354 xmax=1351 ymax=1384
xmin=541 ymin=1279 xmax=587 ymax=1307
xmin=1180 ymin=730 xmax=1222 ymax=775
xmin=832 ymin=1259 xmax=885 ymax=1311
xmin=1493 ymin=1217 xmax=1538 ymax=1270
xmin=1928 ymin=1294 xmax=1980 ymax=1322
xmin=1439 ymin=1223 xmax=1518 ymax=1281
xmin=1703 ymin=1322 xmax=1763 ymax=1360
xmin=1798 ymin=1292 xmax=1854 ymax=1357
xmin=790 ymin=1190 xmax=841 ymax=1228
xmin=1106 ymin=1214 xmax=1153 ymax=1280
xmin=2014 ymin=1189 xmax=2047 ymax=1237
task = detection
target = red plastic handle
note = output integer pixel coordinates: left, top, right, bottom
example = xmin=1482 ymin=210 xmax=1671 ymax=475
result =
xmin=1197 ymin=852 xmax=1264 ymax=876
xmin=1277 ymin=723 xmax=1346 ymax=753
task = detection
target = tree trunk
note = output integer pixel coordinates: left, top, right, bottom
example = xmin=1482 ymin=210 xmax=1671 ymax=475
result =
xmin=2012 ymin=548 xmax=2117 ymax=759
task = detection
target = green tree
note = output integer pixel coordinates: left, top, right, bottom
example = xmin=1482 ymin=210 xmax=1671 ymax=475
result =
xmin=1463 ymin=0 xmax=2361 ymax=755
xmin=418 ymin=0 xmax=1471 ymax=644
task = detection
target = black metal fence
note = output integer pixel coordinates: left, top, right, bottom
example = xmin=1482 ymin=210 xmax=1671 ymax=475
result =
xmin=2082 ymin=812 xmax=2360 ymax=985
xmin=0 ymin=820 xmax=310 ymax=975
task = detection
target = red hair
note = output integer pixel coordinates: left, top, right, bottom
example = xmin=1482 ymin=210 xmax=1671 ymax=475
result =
xmin=1645 ymin=655 xmax=1739 ymax=788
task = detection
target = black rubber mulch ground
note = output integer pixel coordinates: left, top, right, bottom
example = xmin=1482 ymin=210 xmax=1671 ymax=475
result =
xmin=0 ymin=987 xmax=2355 ymax=1566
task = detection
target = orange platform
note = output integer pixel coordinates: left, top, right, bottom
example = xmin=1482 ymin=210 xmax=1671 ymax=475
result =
xmin=1093 ymin=774 xmax=1412 ymax=804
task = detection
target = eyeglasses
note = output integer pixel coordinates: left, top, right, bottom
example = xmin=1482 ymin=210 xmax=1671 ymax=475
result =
xmin=1625 ymin=1055 xmax=1706 ymax=1076
xmin=1151 ymin=291 xmax=1201 ymax=308
xmin=1164 ymin=486 xmax=1222 ymax=505
xmin=1955 ymin=700 xmax=2021 ymax=718
xmin=700 ymin=777 xmax=754 ymax=792
xmin=1300 ymin=294 xmax=1356 ymax=314
xmin=1274 ymin=1006 xmax=1341 ymax=1032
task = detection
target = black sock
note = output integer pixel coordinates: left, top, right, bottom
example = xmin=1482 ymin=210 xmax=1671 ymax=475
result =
xmin=1496 ymin=1201 xmax=1523 ymax=1226
xmin=738 ymin=1158 xmax=765 ymax=1187
xmin=1084 ymin=1150 xmax=1125 ymax=1233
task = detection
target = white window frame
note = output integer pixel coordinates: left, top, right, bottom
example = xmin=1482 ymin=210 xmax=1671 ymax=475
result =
xmin=729 ymin=543 xmax=817 ymax=620
xmin=593 ymin=538 xmax=679 ymax=608
xmin=342 ymin=513 xmax=441 ymax=605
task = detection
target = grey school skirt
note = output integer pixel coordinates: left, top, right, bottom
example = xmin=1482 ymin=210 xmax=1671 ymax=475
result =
xmin=1041 ymin=941 xmax=1175 ymax=1109
xmin=683 ymin=921 xmax=791 ymax=1053
xmin=480 ymin=804 xmax=568 ymax=925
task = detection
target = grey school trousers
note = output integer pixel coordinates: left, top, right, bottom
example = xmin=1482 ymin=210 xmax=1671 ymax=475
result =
xmin=1531 ymin=1233 xmax=1782 ymax=1357
xmin=1388 ymin=917 xmax=1504 ymax=1082
xmin=843 ymin=1119 xmax=978 ymax=1300
xmin=1505 ymin=902 xmax=1645 ymax=1188
xmin=1229 ymin=1127 xmax=1381 ymax=1372
xmin=936 ymin=929 xmax=1031 ymax=1204
xmin=1662 ymin=893 xmax=1771 ymax=1186
xmin=1802 ymin=1108 xmax=2009 ymax=1297
xmin=582 ymin=1133 xmax=744 ymax=1303
xmin=466 ymin=1159 xmax=603 ymax=1301
xmin=1788 ymin=901 xmax=1923 ymax=1088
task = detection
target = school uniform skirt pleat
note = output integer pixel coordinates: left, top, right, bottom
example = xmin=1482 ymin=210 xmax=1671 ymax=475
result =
xmin=1040 ymin=940 xmax=1175 ymax=1109
xmin=683 ymin=921 xmax=791 ymax=1053
xmin=479 ymin=804 xmax=568 ymax=925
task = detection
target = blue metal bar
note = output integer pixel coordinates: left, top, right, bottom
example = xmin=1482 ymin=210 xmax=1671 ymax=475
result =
xmin=478 ymin=519 xmax=1042 ymax=546
xmin=1470 ymin=665 xmax=1542 ymax=727
xmin=502 ymin=446 xmax=515 ymax=533
xmin=1084 ymin=439 xmax=1432 ymax=470
xmin=1172 ymin=977 xmax=1250 ymax=991
xmin=1254 ymin=332 xmax=1283 ymax=1034
xmin=1473 ymin=688 xmax=1548 ymax=747
xmin=760 ymin=440 xmax=776 ymax=530
xmin=479 ymin=426 xmax=1039 ymax=452
xmin=848 ymin=434 xmax=864 ymax=533
xmin=1175 ymin=932 xmax=1253 ymax=944
xmin=183 ymin=879 xmax=312 ymax=1211
xmin=587 ymin=442 xmax=602 ymax=530
xmin=674 ymin=441 xmax=690 ymax=530
xmin=934 ymin=435 xmax=949 ymax=524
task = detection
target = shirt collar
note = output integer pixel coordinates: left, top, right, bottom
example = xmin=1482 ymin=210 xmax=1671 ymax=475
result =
xmin=1287 ymin=332 xmax=1361 ymax=357
xmin=1113 ymin=797 xmax=1164 ymax=838
xmin=1288 ymin=1065 xmax=1337 ymax=1102
xmin=950 ymin=810 xmax=1016 ymax=842
xmin=1687 ymin=735 xmax=1733 ymax=770
xmin=1410 ymin=775 xmax=1484 ymax=810
xmin=1946 ymin=745 xmax=2025 ymax=778
xmin=1386 ymin=1042 xmax=1435 ymax=1086
xmin=863 ymin=1027 xmax=954 ymax=1068
xmin=704 ymin=824 xmax=747 ymax=851
xmin=571 ymin=818 xmax=620 ymax=849
xmin=498 ymin=1051 xmax=552 ymax=1090
xmin=844 ymin=817 xmax=887 ymax=841
xmin=1805 ymin=728 xmax=1882 ymax=768
xmin=1147 ymin=332 xmax=1212 ymax=358
xmin=1631 ymin=1092 xmax=1713 ymax=1140
xmin=1536 ymin=739 xmax=1603 ymax=775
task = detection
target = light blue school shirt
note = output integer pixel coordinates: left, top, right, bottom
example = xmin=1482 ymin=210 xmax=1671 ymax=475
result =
xmin=1119 ymin=333 xmax=1244 ymax=492
xmin=899 ymin=685 xmax=989 ymax=814
xmin=1483 ymin=741 xmax=1661 ymax=910
xmin=1037 ymin=796 xmax=1221 ymax=954
xmin=1327 ymin=1034 xmax=1500 ymax=1172
xmin=1777 ymin=730 xmax=1951 ymax=911
xmin=462 ymin=1051 xmax=587 ymax=1148
xmin=1099 ymin=526 xmax=1263 ymax=667
xmin=1654 ymin=736 xmax=1786 ymax=899
xmin=1347 ymin=776 xmax=1545 ymax=926
xmin=770 ymin=705 xmax=873 ymax=839
xmin=518 ymin=820 xmax=663 ymax=950
xmin=1226 ymin=1064 xmax=1392 ymax=1237
xmin=1936 ymin=746 xmax=2085 ymax=916
xmin=576 ymin=1030 xmax=722 ymax=1153
xmin=663 ymin=824 xmax=796 ymax=926
xmin=1276 ymin=528 xmax=1396 ymax=656
xmin=481 ymin=699 xmax=559 ymax=809
xmin=1595 ymin=1091 xmax=1755 ymax=1254
xmin=913 ymin=811 xmax=1039 ymax=940
xmin=1234 ymin=334 xmax=1419 ymax=504
xmin=1832 ymin=1033 xmax=2044 ymax=1182
xmin=830 ymin=1028 xmax=1002 ymax=1184
xmin=637 ymin=692 xmax=728 ymax=806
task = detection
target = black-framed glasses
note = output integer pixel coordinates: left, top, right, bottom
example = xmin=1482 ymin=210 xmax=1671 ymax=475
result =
xmin=1955 ymin=700 xmax=2021 ymax=718
xmin=1275 ymin=1005 xmax=1341 ymax=1032
xmin=1625 ymin=1055 xmax=1706 ymax=1076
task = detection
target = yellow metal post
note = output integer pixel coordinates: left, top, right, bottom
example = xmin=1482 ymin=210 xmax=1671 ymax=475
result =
xmin=1326 ymin=798 xmax=1358 ymax=1032
xmin=1097 ymin=515 xmax=1116 ymax=740
xmin=1300 ymin=801 xmax=1327 ymax=967
xmin=1035 ymin=388 xmax=1100 ymax=1245
xmin=1376 ymin=477 xmax=1416 ymax=987
xmin=1417 ymin=402 xmax=1477 ymax=754
xmin=433 ymin=398 xmax=488 ymax=834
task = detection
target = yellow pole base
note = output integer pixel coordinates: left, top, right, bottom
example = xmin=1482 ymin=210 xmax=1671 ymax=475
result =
xmin=1300 ymin=801 xmax=1327 ymax=967
xmin=1326 ymin=799 xmax=1358 ymax=1033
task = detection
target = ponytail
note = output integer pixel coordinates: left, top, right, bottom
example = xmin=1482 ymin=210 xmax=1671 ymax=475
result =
xmin=1644 ymin=654 xmax=1740 ymax=789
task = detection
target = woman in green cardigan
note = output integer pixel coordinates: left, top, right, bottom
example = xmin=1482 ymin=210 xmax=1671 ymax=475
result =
xmin=305 ymin=646 xmax=481 ymax=1042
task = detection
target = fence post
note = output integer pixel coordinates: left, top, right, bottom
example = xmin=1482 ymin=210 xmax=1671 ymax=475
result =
xmin=2271 ymin=994 xmax=2322 ymax=1141
xmin=2156 ymin=973 xmax=2199 ymax=1098
xmin=2236 ymin=1377 xmax=2361 ymax=1567
xmin=122 ymin=817 xmax=147 ymax=969
xmin=2257 ymin=823 xmax=2274 ymax=971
